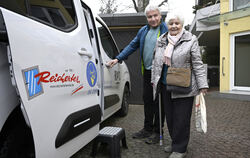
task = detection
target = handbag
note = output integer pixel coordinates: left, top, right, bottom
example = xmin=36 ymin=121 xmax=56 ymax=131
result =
xmin=195 ymin=93 xmax=207 ymax=133
xmin=166 ymin=67 xmax=192 ymax=93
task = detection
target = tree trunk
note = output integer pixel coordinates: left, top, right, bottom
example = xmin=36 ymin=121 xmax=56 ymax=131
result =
xmin=137 ymin=0 xmax=149 ymax=12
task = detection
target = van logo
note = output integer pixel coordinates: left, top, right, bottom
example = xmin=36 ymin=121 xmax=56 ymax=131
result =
xmin=22 ymin=66 xmax=44 ymax=100
xmin=86 ymin=61 xmax=97 ymax=87
xmin=22 ymin=66 xmax=83 ymax=99
xmin=34 ymin=71 xmax=80 ymax=84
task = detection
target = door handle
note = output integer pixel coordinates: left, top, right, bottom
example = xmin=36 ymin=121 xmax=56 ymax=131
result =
xmin=222 ymin=57 xmax=225 ymax=76
xmin=78 ymin=48 xmax=93 ymax=58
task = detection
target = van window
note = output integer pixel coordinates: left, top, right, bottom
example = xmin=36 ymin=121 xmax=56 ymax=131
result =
xmin=83 ymin=11 xmax=93 ymax=45
xmin=0 ymin=0 xmax=76 ymax=30
xmin=47 ymin=7 xmax=66 ymax=27
xmin=30 ymin=6 xmax=50 ymax=23
xmin=29 ymin=0 xmax=75 ymax=29
xmin=0 ymin=0 xmax=27 ymax=15
xmin=96 ymin=20 xmax=119 ymax=59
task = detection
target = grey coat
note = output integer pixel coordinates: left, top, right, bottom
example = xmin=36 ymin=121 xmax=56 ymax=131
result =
xmin=152 ymin=30 xmax=208 ymax=99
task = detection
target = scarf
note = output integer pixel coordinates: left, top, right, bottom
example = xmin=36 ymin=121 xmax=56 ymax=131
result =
xmin=164 ymin=29 xmax=184 ymax=66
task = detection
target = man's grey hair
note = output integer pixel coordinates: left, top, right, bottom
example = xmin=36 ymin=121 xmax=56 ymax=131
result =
xmin=144 ymin=4 xmax=161 ymax=16
xmin=165 ymin=12 xmax=184 ymax=26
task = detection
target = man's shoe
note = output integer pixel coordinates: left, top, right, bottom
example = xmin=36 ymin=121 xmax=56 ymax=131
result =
xmin=132 ymin=129 xmax=152 ymax=139
xmin=169 ymin=152 xmax=187 ymax=158
xmin=145 ymin=132 xmax=160 ymax=144
xmin=164 ymin=145 xmax=172 ymax=153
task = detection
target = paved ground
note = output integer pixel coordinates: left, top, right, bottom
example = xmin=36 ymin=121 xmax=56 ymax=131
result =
xmin=72 ymin=91 xmax=250 ymax=158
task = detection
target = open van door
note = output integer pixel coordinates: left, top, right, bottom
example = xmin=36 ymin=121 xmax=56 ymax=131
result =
xmin=1 ymin=0 xmax=101 ymax=157
xmin=95 ymin=18 xmax=123 ymax=119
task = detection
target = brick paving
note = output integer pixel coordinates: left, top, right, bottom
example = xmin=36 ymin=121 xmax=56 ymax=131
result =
xmin=72 ymin=92 xmax=250 ymax=158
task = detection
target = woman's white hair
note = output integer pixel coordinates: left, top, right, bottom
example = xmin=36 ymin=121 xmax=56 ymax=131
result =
xmin=165 ymin=12 xmax=184 ymax=26
xmin=144 ymin=4 xmax=161 ymax=16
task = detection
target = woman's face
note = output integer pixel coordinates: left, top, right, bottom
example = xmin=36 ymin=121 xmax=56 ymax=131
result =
xmin=168 ymin=18 xmax=183 ymax=36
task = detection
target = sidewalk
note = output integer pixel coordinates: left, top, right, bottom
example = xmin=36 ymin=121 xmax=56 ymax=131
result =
xmin=72 ymin=92 xmax=250 ymax=158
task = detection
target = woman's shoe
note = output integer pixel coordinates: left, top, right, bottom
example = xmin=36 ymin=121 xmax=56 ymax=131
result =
xmin=164 ymin=145 xmax=172 ymax=153
xmin=132 ymin=128 xmax=152 ymax=139
xmin=168 ymin=152 xmax=187 ymax=158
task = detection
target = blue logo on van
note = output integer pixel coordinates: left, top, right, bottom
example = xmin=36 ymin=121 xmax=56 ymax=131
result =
xmin=86 ymin=61 xmax=97 ymax=87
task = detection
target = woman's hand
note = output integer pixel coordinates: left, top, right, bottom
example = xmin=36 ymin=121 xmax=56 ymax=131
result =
xmin=106 ymin=59 xmax=118 ymax=68
xmin=200 ymin=88 xmax=208 ymax=95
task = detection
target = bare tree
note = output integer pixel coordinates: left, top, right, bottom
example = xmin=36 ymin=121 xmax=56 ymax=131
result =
xmin=99 ymin=0 xmax=118 ymax=14
xmin=99 ymin=0 xmax=168 ymax=14
xmin=132 ymin=0 xmax=168 ymax=12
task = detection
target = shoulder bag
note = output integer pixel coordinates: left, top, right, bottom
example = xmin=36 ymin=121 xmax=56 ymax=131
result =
xmin=166 ymin=67 xmax=192 ymax=93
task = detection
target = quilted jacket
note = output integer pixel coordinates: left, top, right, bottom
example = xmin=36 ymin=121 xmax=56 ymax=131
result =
xmin=151 ymin=30 xmax=209 ymax=99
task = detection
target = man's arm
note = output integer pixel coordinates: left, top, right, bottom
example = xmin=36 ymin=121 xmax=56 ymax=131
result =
xmin=116 ymin=32 xmax=141 ymax=61
xmin=107 ymin=27 xmax=145 ymax=67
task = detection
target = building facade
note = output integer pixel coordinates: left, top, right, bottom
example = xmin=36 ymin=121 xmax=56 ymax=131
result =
xmin=191 ymin=0 xmax=250 ymax=99
xmin=220 ymin=0 xmax=250 ymax=93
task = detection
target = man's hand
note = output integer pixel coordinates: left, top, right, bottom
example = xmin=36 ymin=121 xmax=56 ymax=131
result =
xmin=106 ymin=59 xmax=119 ymax=68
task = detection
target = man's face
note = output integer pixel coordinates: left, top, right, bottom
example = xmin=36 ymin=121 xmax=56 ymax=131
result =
xmin=146 ymin=10 xmax=162 ymax=28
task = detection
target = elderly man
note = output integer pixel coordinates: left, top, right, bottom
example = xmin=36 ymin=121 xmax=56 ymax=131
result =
xmin=107 ymin=4 xmax=168 ymax=144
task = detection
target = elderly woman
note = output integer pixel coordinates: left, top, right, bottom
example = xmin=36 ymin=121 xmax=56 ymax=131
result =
xmin=151 ymin=12 xmax=208 ymax=158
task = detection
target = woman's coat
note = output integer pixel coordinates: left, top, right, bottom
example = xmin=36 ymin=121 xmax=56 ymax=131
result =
xmin=152 ymin=30 xmax=209 ymax=99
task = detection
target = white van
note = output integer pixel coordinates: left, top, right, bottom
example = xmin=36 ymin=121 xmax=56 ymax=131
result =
xmin=0 ymin=0 xmax=130 ymax=158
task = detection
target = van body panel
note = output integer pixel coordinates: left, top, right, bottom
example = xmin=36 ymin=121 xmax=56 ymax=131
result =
xmin=0 ymin=0 xmax=130 ymax=157
xmin=1 ymin=0 xmax=101 ymax=157
xmin=0 ymin=44 xmax=19 ymax=131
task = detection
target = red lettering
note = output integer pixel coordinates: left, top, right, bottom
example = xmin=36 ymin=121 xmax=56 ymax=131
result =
xmin=76 ymin=76 xmax=80 ymax=83
xmin=49 ymin=76 xmax=55 ymax=82
xmin=65 ymin=76 xmax=70 ymax=82
xmin=60 ymin=73 xmax=65 ymax=83
xmin=71 ymin=74 xmax=76 ymax=82
xmin=34 ymin=71 xmax=80 ymax=84
xmin=57 ymin=76 xmax=62 ymax=82
xmin=34 ymin=71 xmax=50 ymax=85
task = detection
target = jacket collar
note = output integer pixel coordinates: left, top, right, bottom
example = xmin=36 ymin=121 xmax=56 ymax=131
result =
xmin=179 ymin=30 xmax=192 ymax=42
xmin=159 ymin=30 xmax=192 ymax=45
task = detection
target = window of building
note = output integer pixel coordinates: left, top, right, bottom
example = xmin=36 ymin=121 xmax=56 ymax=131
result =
xmin=234 ymin=34 xmax=250 ymax=87
xmin=230 ymin=32 xmax=250 ymax=91
xmin=96 ymin=19 xmax=119 ymax=59
xmin=233 ymin=0 xmax=250 ymax=10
